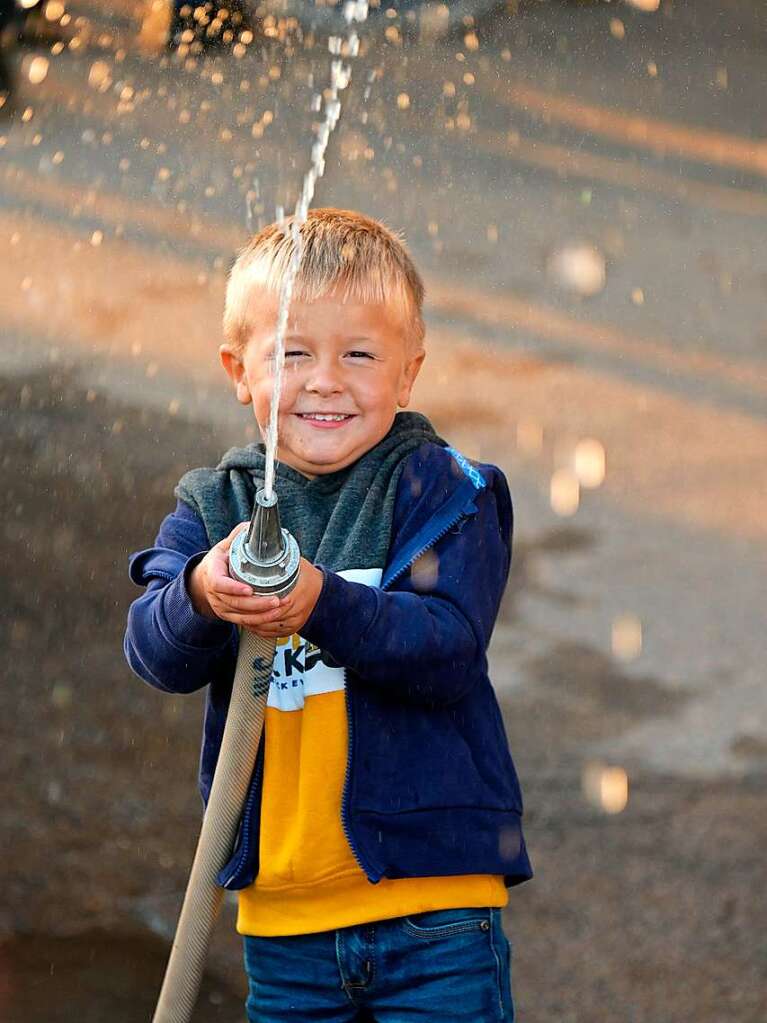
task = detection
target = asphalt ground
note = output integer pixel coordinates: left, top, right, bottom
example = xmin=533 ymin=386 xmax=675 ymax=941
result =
xmin=1 ymin=1 xmax=766 ymax=1020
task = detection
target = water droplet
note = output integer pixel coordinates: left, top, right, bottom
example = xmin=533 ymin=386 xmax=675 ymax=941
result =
xmin=550 ymin=469 xmax=580 ymax=516
xmin=88 ymin=61 xmax=112 ymax=91
xmin=582 ymin=762 xmax=629 ymax=814
xmin=612 ymin=614 xmax=643 ymax=661
xmin=25 ymin=56 xmax=49 ymax=85
xmin=45 ymin=1 xmax=66 ymax=20
xmin=547 ymin=242 xmax=606 ymax=297
xmin=411 ymin=550 xmax=439 ymax=592
xmin=573 ymin=438 xmax=605 ymax=488
xmin=396 ymin=93 xmax=410 ymax=110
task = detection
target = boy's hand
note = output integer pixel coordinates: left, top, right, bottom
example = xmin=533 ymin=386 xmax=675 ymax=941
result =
xmin=243 ymin=557 xmax=324 ymax=639
xmin=188 ymin=522 xmax=323 ymax=638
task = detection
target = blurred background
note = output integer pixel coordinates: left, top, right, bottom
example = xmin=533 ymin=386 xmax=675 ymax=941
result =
xmin=1 ymin=1 xmax=765 ymax=1020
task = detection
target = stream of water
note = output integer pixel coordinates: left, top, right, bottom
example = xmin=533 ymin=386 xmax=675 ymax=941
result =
xmin=262 ymin=0 xmax=371 ymax=498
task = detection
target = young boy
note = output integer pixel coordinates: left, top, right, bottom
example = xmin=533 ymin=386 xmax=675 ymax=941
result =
xmin=125 ymin=208 xmax=533 ymax=1022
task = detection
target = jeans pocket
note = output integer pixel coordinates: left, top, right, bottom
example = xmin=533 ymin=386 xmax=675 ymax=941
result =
xmin=402 ymin=906 xmax=492 ymax=939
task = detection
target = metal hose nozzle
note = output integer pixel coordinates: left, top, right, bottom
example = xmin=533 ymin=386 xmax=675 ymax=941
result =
xmin=230 ymin=488 xmax=301 ymax=595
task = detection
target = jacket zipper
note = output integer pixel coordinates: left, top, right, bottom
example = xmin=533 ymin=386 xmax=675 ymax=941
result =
xmin=381 ymin=503 xmax=474 ymax=592
xmin=339 ymin=666 xmax=379 ymax=880
xmin=340 ymin=497 xmax=477 ymax=883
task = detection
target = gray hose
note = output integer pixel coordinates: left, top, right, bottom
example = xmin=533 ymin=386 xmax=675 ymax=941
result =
xmin=152 ymin=628 xmax=275 ymax=1023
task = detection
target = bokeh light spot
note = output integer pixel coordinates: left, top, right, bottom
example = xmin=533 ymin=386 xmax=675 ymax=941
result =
xmin=612 ymin=614 xmax=643 ymax=661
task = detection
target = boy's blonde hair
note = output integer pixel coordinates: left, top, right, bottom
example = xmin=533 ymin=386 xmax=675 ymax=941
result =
xmin=223 ymin=208 xmax=425 ymax=354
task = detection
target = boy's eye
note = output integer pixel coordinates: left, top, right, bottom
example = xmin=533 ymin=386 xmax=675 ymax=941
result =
xmin=284 ymin=350 xmax=308 ymax=359
xmin=346 ymin=351 xmax=374 ymax=360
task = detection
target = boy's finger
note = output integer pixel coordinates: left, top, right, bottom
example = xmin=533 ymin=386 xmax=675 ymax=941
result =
xmin=245 ymin=612 xmax=294 ymax=628
xmin=222 ymin=611 xmax=290 ymax=630
xmin=216 ymin=593 xmax=281 ymax=613
xmin=214 ymin=576 xmax=257 ymax=597
xmin=220 ymin=521 xmax=249 ymax=551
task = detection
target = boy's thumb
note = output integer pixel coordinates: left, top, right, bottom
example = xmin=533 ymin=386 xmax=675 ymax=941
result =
xmin=220 ymin=521 xmax=249 ymax=551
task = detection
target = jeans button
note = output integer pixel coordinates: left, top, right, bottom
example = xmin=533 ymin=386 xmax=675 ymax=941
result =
xmin=480 ymin=920 xmax=490 ymax=931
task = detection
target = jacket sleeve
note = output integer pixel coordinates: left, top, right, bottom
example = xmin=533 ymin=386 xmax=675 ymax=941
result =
xmin=124 ymin=500 xmax=238 ymax=694
xmin=300 ymin=476 xmax=512 ymax=707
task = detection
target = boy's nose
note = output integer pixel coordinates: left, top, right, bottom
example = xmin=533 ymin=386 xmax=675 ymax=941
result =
xmin=305 ymin=362 xmax=343 ymax=396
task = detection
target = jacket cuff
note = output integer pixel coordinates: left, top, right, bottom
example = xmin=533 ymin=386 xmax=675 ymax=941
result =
xmin=160 ymin=552 xmax=235 ymax=649
xmin=300 ymin=567 xmax=379 ymax=662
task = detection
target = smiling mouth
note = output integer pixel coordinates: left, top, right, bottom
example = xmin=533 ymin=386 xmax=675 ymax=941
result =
xmin=295 ymin=413 xmax=356 ymax=422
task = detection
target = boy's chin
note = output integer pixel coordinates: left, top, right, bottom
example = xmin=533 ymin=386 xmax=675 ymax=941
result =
xmin=280 ymin=439 xmax=363 ymax=476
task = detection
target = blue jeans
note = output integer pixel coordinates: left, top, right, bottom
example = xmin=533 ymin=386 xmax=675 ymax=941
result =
xmin=242 ymin=906 xmax=514 ymax=1022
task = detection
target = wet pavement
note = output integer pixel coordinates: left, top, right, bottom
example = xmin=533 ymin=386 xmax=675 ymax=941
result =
xmin=1 ymin=1 xmax=766 ymax=1021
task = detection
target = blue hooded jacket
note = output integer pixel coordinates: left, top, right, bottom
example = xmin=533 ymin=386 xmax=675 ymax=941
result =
xmin=124 ymin=442 xmax=533 ymax=890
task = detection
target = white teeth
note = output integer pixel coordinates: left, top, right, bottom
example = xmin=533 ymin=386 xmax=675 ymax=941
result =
xmin=301 ymin=413 xmax=350 ymax=421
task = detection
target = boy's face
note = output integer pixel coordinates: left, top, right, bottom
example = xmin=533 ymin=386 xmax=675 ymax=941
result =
xmin=220 ymin=289 xmax=425 ymax=477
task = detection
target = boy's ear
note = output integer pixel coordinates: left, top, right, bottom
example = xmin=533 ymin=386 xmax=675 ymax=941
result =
xmin=219 ymin=344 xmax=252 ymax=405
xmin=397 ymin=348 xmax=426 ymax=408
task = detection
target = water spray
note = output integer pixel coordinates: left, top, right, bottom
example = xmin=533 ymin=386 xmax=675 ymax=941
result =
xmin=153 ymin=5 xmax=369 ymax=1017
xmin=263 ymin=0 xmax=370 ymax=500
xmin=152 ymin=491 xmax=299 ymax=1023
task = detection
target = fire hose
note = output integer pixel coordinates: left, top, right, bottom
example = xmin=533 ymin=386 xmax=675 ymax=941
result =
xmin=152 ymin=488 xmax=300 ymax=1023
